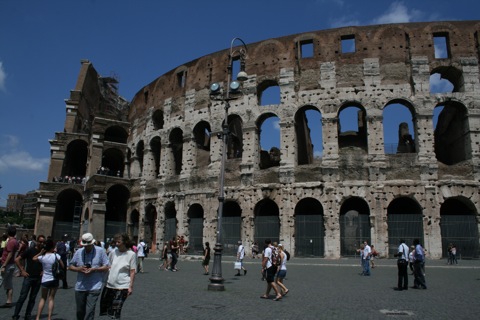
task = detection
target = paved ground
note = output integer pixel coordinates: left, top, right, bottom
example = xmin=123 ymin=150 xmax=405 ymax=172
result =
xmin=1 ymin=254 xmax=480 ymax=320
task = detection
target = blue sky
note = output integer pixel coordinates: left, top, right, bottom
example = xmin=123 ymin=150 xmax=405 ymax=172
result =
xmin=0 ymin=0 xmax=478 ymax=206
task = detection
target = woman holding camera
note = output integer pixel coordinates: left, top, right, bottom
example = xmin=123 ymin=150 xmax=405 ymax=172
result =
xmin=32 ymin=238 xmax=64 ymax=320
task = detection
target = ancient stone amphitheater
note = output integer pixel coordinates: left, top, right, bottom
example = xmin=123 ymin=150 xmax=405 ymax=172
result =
xmin=36 ymin=20 xmax=480 ymax=259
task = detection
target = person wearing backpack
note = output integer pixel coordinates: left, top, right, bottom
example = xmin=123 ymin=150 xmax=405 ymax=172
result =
xmin=260 ymin=239 xmax=282 ymax=301
xmin=32 ymin=238 xmax=64 ymax=320
xmin=275 ymin=244 xmax=289 ymax=297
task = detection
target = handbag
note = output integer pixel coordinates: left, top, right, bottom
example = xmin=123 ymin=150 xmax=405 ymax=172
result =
xmin=234 ymin=261 xmax=242 ymax=270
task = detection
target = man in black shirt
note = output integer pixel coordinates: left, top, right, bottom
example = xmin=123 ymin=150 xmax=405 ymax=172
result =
xmin=12 ymin=235 xmax=45 ymax=320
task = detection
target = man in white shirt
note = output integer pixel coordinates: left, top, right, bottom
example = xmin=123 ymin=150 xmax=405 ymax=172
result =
xmin=136 ymin=240 xmax=146 ymax=273
xmin=394 ymin=239 xmax=409 ymax=291
xmin=235 ymin=240 xmax=247 ymax=276
xmin=362 ymin=241 xmax=371 ymax=276
xmin=260 ymin=239 xmax=282 ymax=301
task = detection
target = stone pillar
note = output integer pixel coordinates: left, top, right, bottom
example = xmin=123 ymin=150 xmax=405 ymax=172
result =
xmin=323 ymin=187 xmax=340 ymax=258
xmin=279 ymin=120 xmax=295 ymax=184
xmin=423 ymin=185 xmax=442 ymax=258
xmin=240 ymin=125 xmax=258 ymax=186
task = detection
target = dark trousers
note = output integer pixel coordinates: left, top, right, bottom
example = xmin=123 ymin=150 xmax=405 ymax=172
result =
xmin=75 ymin=290 xmax=101 ymax=320
xmin=413 ymin=261 xmax=427 ymax=288
xmin=171 ymin=252 xmax=178 ymax=269
xmin=61 ymin=256 xmax=68 ymax=288
xmin=397 ymin=259 xmax=408 ymax=289
xmin=13 ymin=276 xmax=42 ymax=318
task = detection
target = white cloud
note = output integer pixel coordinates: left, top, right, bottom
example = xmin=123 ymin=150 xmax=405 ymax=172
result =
xmin=0 ymin=135 xmax=49 ymax=172
xmin=372 ymin=2 xmax=422 ymax=24
xmin=430 ymin=73 xmax=453 ymax=93
xmin=330 ymin=15 xmax=361 ymax=28
xmin=272 ymin=119 xmax=280 ymax=131
xmin=0 ymin=61 xmax=6 ymax=91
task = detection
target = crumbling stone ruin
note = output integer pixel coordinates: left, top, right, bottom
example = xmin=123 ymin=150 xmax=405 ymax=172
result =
xmin=35 ymin=21 xmax=480 ymax=259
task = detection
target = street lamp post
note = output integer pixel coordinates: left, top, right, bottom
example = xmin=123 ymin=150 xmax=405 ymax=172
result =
xmin=208 ymin=37 xmax=248 ymax=291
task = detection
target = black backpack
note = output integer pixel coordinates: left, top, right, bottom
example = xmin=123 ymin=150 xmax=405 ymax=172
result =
xmin=284 ymin=250 xmax=291 ymax=261
xmin=52 ymin=255 xmax=65 ymax=280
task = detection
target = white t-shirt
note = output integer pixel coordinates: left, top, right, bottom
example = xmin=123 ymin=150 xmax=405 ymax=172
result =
xmin=38 ymin=253 xmax=61 ymax=283
xmin=237 ymin=245 xmax=245 ymax=259
xmin=137 ymin=242 xmax=145 ymax=257
xmin=107 ymin=249 xmax=136 ymax=289
xmin=397 ymin=243 xmax=409 ymax=260
xmin=363 ymin=244 xmax=371 ymax=259
xmin=264 ymin=246 xmax=272 ymax=268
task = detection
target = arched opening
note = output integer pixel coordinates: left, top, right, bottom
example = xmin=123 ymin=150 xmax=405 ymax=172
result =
xmin=187 ymin=203 xmax=204 ymax=254
xmin=130 ymin=210 xmax=140 ymax=243
xmin=340 ymin=197 xmax=370 ymax=257
xmin=104 ymin=125 xmax=128 ymax=144
xmin=61 ymin=139 xmax=88 ymax=178
xmin=295 ymin=106 xmax=323 ymax=165
xmin=294 ymin=198 xmax=324 ymax=257
xmin=169 ymin=128 xmax=183 ymax=175
xmin=226 ymin=114 xmax=243 ymax=159
xmin=430 ymin=66 xmax=463 ymax=93
xmin=53 ymin=189 xmax=83 ymax=241
xmin=338 ymin=104 xmax=368 ymax=151
xmin=254 ymin=199 xmax=280 ymax=246
xmin=383 ymin=101 xmax=416 ymax=154
xmin=149 ymin=137 xmax=161 ymax=176
xmin=105 ymin=184 xmax=129 ymax=240
xmin=81 ymin=208 xmax=89 ymax=235
xmin=145 ymin=203 xmax=157 ymax=253
xmin=193 ymin=121 xmax=211 ymax=167
xmin=434 ymin=101 xmax=471 ymax=165
xmin=387 ymin=197 xmax=424 ymax=257
xmin=101 ymin=148 xmax=125 ymax=177
xmin=221 ymin=201 xmax=242 ymax=256
xmin=164 ymin=202 xmax=177 ymax=243
xmin=258 ymin=113 xmax=281 ymax=169
xmin=136 ymin=141 xmax=144 ymax=174
xmin=440 ymin=197 xmax=479 ymax=259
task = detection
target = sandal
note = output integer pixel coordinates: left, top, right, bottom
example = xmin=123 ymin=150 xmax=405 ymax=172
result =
xmin=283 ymin=289 xmax=289 ymax=296
xmin=273 ymin=295 xmax=282 ymax=301
xmin=260 ymin=295 xmax=269 ymax=299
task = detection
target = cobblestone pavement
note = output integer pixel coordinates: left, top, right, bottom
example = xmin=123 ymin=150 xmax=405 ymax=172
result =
xmin=1 ymin=255 xmax=480 ymax=320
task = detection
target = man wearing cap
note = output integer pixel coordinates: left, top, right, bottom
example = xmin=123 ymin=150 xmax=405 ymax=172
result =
xmin=69 ymin=233 xmax=109 ymax=320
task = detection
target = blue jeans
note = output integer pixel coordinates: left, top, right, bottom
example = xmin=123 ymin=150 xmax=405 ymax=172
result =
xmin=363 ymin=258 xmax=371 ymax=275
xmin=13 ymin=276 xmax=42 ymax=318
xmin=75 ymin=289 xmax=101 ymax=320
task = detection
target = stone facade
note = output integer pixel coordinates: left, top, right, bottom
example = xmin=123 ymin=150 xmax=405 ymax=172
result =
xmin=35 ymin=21 xmax=480 ymax=259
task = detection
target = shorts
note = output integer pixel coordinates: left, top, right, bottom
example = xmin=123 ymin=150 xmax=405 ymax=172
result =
xmin=265 ymin=266 xmax=276 ymax=283
xmin=276 ymin=269 xmax=287 ymax=279
xmin=42 ymin=279 xmax=59 ymax=288
xmin=0 ymin=264 xmax=15 ymax=289
xmin=167 ymin=253 xmax=172 ymax=259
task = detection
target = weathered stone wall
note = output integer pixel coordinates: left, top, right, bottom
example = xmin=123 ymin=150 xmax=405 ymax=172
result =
xmin=126 ymin=21 xmax=480 ymax=259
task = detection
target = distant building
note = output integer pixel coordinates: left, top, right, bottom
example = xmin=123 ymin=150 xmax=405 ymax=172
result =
xmin=7 ymin=193 xmax=25 ymax=213
xmin=23 ymin=190 xmax=38 ymax=219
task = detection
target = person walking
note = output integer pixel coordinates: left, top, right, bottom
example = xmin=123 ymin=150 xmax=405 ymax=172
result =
xmin=69 ymin=232 xmax=110 ymax=320
xmin=56 ymin=234 xmax=69 ymax=289
xmin=235 ymin=240 xmax=247 ymax=276
xmin=362 ymin=240 xmax=372 ymax=276
xmin=260 ymin=239 xmax=282 ymax=301
xmin=0 ymin=226 xmax=19 ymax=308
xmin=275 ymin=244 xmax=289 ymax=296
xmin=412 ymin=239 xmax=427 ymax=289
xmin=32 ymin=238 xmax=64 ymax=320
xmin=202 ymin=242 xmax=210 ymax=275
xmin=159 ymin=242 xmax=170 ymax=271
xmin=394 ymin=239 xmax=409 ymax=291
xmin=169 ymin=237 xmax=179 ymax=272
xmin=11 ymin=235 xmax=45 ymax=320
xmin=136 ymin=240 xmax=146 ymax=273
xmin=100 ymin=233 xmax=136 ymax=319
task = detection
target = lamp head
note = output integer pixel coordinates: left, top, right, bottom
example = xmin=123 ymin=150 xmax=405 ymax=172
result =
xmin=229 ymin=80 xmax=241 ymax=92
xmin=210 ymin=82 xmax=221 ymax=95
xmin=236 ymin=71 xmax=248 ymax=82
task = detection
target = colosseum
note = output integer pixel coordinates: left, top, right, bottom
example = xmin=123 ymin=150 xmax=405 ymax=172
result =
xmin=34 ymin=20 xmax=480 ymax=259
